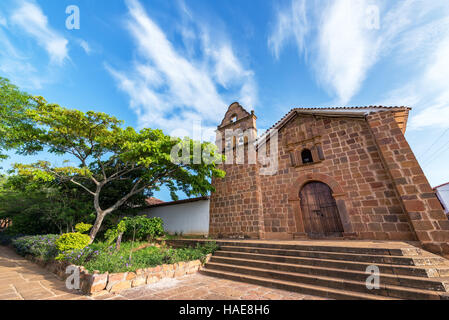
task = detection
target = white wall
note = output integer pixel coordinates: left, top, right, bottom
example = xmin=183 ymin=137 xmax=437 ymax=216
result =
xmin=142 ymin=199 xmax=210 ymax=235
xmin=435 ymin=184 xmax=449 ymax=214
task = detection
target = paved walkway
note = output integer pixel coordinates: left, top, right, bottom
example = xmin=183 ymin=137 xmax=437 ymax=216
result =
xmin=0 ymin=246 xmax=321 ymax=300
xmin=0 ymin=246 xmax=87 ymax=300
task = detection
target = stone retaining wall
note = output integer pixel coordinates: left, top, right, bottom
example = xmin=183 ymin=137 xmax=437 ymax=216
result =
xmin=25 ymin=253 xmax=212 ymax=296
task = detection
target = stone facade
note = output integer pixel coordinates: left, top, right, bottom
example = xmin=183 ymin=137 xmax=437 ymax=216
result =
xmin=209 ymin=102 xmax=449 ymax=255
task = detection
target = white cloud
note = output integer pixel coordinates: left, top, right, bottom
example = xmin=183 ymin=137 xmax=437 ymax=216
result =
xmin=0 ymin=1 xmax=70 ymax=89
xmin=269 ymin=0 xmax=382 ymax=104
xmin=268 ymin=0 xmax=308 ymax=60
xmin=0 ymin=14 xmax=7 ymax=27
xmin=375 ymin=5 xmax=449 ymax=130
xmin=11 ymin=0 xmax=69 ymax=65
xmin=78 ymin=39 xmax=91 ymax=55
xmin=386 ymin=35 xmax=449 ymax=130
xmin=315 ymin=0 xmax=381 ymax=104
xmin=107 ymin=0 xmax=257 ymax=134
xmin=268 ymin=0 xmax=449 ymax=109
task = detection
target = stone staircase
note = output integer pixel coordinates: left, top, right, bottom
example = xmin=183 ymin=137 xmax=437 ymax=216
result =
xmin=166 ymin=239 xmax=449 ymax=300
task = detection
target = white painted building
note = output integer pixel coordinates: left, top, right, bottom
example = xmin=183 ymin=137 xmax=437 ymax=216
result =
xmin=142 ymin=196 xmax=210 ymax=236
xmin=434 ymin=182 xmax=449 ymax=215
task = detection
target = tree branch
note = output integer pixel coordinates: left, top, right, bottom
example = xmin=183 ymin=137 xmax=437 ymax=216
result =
xmin=69 ymin=178 xmax=95 ymax=196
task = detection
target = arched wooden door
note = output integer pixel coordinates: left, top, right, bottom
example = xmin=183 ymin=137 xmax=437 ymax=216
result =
xmin=300 ymin=182 xmax=344 ymax=238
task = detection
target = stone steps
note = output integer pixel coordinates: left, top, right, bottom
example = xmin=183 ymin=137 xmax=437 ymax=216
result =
xmin=201 ymin=269 xmax=396 ymax=300
xmin=209 ymin=255 xmax=449 ymax=292
xmin=218 ymin=245 xmax=447 ymax=266
xmin=202 ymin=262 xmax=445 ymax=300
xmin=214 ymin=250 xmax=449 ymax=278
xmin=166 ymin=239 xmax=449 ymax=300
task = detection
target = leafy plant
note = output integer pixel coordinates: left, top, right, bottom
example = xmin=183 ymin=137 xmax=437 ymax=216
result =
xmin=55 ymin=232 xmax=90 ymax=254
xmin=74 ymin=222 xmax=92 ymax=234
xmin=54 ymin=240 xmax=218 ymax=273
xmin=12 ymin=234 xmax=59 ymax=260
xmin=105 ymin=220 xmax=127 ymax=245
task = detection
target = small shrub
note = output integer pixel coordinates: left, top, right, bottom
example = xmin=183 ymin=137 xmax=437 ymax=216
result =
xmin=104 ymin=220 xmax=126 ymax=245
xmin=55 ymin=232 xmax=90 ymax=253
xmin=104 ymin=216 xmax=164 ymax=246
xmin=74 ymin=222 xmax=92 ymax=234
xmin=58 ymin=245 xmax=101 ymax=265
xmin=123 ymin=216 xmax=164 ymax=241
xmin=12 ymin=234 xmax=59 ymax=260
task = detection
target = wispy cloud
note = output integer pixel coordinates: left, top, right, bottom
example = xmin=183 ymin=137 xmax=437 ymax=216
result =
xmin=268 ymin=0 xmax=449 ymax=110
xmin=268 ymin=0 xmax=308 ymax=60
xmin=107 ymin=0 xmax=257 ymax=134
xmin=0 ymin=0 xmax=70 ymax=89
xmin=11 ymin=0 xmax=68 ymax=65
xmin=78 ymin=39 xmax=91 ymax=55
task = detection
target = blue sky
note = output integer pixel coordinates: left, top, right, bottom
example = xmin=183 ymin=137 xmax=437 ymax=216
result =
xmin=1 ymin=0 xmax=449 ymax=200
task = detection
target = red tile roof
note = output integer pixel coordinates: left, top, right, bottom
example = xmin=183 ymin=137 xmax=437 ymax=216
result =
xmin=145 ymin=197 xmax=165 ymax=206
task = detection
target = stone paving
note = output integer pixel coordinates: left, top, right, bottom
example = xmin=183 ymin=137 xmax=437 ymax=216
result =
xmin=111 ymin=274 xmax=324 ymax=300
xmin=0 ymin=245 xmax=323 ymax=300
xmin=0 ymin=245 xmax=87 ymax=300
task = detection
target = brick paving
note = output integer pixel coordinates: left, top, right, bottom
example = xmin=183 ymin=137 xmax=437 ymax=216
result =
xmin=0 ymin=245 xmax=323 ymax=300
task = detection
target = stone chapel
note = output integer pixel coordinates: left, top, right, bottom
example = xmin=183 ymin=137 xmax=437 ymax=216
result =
xmin=209 ymin=102 xmax=449 ymax=256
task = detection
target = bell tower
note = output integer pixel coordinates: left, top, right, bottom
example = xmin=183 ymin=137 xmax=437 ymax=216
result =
xmin=209 ymin=102 xmax=265 ymax=239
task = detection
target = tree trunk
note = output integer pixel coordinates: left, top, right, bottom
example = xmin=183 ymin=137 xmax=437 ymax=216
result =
xmin=115 ymin=232 xmax=124 ymax=251
xmin=89 ymin=212 xmax=106 ymax=244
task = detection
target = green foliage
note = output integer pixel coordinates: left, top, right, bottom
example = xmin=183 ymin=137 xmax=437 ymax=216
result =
xmin=55 ymin=232 xmax=91 ymax=254
xmin=0 ymin=77 xmax=43 ymax=159
xmin=0 ymin=174 xmax=94 ymax=235
xmin=1 ymin=77 xmax=225 ymax=242
xmin=59 ymin=241 xmax=218 ymax=273
xmin=105 ymin=220 xmax=127 ymax=245
xmin=123 ymin=216 xmax=164 ymax=241
xmin=11 ymin=234 xmax=59 ymax=260
xmin=75 ymin=222 xmax=92 ymax=234
xmin=105 ymin=216 xmax=164 ymax=245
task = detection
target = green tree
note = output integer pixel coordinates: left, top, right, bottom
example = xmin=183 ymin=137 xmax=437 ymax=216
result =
xmin=0 ymin=174 xmax=93 ymax=235
xmin=0 ymin=77 xmax=42 ymax=160
xmin=14 ymin=99 xmax=224 ymax=242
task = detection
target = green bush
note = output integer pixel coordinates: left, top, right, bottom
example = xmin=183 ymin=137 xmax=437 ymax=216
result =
xmin=74 ymin=222 xmax=92 ymax=234
xmin=55 ymin=232 xmax=90 ymax=253
xmin=105 ymin=216 xmax=164 ymax=244
xmin=123 ymin=216 xmax=164 ymax=241
xmin=12 ymin=234 xmax=59 ymax=260
xmin=58 ymin=241 xmax=218 ymax=273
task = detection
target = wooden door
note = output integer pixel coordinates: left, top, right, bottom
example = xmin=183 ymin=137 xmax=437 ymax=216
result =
xmin=300 ymin=182 xmax=344 ymax=237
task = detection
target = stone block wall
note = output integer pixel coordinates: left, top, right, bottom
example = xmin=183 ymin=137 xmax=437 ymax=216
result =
xmin=259 ymin=114 xmax=416 ymax=241
xmin=366 ymin=111 xmax=449 ymax=255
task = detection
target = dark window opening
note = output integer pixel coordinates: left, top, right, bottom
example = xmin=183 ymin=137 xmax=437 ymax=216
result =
xmin=301 ymin=149 xmax=313 ymax=164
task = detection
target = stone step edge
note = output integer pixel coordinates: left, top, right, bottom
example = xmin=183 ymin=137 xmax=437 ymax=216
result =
xmin=210 ymin=255 xmax=449 ymax=290
xmin=200 ymin=269 xmax=397 ymax=300
xmin=219 ymin=246 xmax=446 ymax=264
xmin=215 ymin=250 xmax=449 ymax=277
xmin=165 ymin=239 xmax=417 ymax=256
xmin=205 ymin=262 xmax=445 ymax=299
